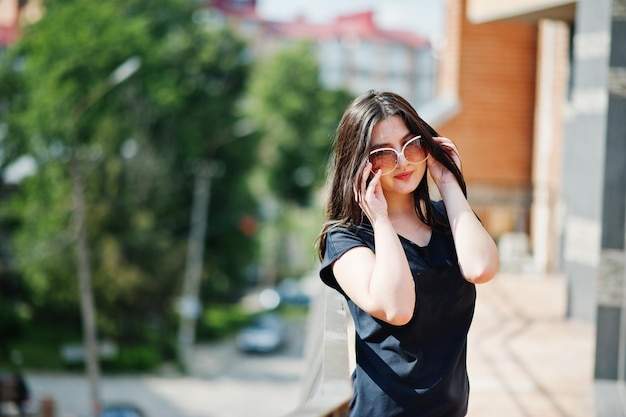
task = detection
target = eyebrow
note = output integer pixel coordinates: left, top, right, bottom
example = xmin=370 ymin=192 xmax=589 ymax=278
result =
xmin=370 ymin=132 xmax=415 ymax=150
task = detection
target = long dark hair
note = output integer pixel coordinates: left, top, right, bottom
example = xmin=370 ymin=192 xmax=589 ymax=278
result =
xmin=316 ymin=90 xmax=466 ymax=260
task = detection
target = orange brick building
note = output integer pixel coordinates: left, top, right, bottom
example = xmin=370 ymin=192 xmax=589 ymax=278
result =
xmin=440 ymin=15 xmax=538 ymax=232
xmin=430 ymin=0 xmax=572 ymax=273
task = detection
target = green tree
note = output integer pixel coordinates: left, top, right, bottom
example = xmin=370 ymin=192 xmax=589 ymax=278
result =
xmin=0 ymin=1 xmax=152 ymax=411
xmin=0 ymin=0 xmax=255 ymax=380
xmin=246 ymin=42 xmax=352 ymax=280
xmin=130 ymin=3 xmax=254 ymax=367
xmin=1 ymin=0 xmax=154 ymax=299
xmin=248 ymin=42 xmax=353 ymax=206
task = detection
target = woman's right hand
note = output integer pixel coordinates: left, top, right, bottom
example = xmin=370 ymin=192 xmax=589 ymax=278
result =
xmin=338 ymin=161 xmax=415 ymax=326
xmin=354 ymin=162 xmax=389 ymax=224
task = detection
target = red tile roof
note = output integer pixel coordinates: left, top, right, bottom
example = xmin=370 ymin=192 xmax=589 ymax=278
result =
xmin=0 ymin=25 xmax=19 ymax=46
xmin=267 ymin=11 xmax=429 ymax=48
xmin=212 ymin=0 xmax=258 ymax=17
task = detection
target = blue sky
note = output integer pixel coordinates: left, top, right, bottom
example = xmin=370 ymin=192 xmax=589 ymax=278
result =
xmin=256 ymin=0 xmax=445 ymax=42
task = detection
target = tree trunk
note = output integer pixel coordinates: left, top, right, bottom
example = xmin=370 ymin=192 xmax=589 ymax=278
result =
xmin=69 ymin=151 xmax=101 ymax=417
xmin=177 ymin=160 xmax=212 ymax=371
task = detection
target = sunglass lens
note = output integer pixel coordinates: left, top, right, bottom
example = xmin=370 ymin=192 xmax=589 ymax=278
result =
xmin=369 ymin=150 xmax=396 ymax=175
xmin=405 ymin=140 xmax=426 ymax=163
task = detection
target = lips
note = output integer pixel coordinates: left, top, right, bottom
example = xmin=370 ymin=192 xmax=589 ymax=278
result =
xmin=394 ymin=171 xmax=413 ymax=180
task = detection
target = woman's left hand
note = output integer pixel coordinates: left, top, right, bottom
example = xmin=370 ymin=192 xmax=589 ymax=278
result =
xmin=427 ymin=137 xmax=462 ymax=187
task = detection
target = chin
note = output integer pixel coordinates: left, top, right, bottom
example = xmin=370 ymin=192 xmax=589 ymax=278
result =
xmin=383 ymin=180 xmax=420 ymax=195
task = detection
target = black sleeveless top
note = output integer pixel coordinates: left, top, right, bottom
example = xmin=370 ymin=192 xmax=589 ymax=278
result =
xmin=320 ymin=201 xmax=476 ymax=417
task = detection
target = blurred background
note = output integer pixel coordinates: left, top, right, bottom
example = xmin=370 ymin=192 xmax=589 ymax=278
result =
xmin=0 ymin=0 xmax=625 ymax=416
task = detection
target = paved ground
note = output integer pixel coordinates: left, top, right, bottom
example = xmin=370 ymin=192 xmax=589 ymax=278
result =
xmin=22 ymin=272 xmax=595 ymax=417
xmin=466 ymin=272 xmax=594 ymax=417
xmin=25 ymin=319 xmax=307 ymax=417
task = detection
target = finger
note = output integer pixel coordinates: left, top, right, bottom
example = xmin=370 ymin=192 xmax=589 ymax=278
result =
xmin=354 ymin=163 xmax=372 ymax=201
xmin=369 ymin=167 xmax=382 ymax=187
xmin=434 ymin=137 xmax=456 ymax=150
xmin=442 ymin=144 xmax=460 ymax=161
xmin=362 ymin=162 xmax=372 ymax=189
xmin=433 ymin=137 xmax=460 ymax=163
xmin=365 ymin=169 xmax=382 ymax=199
xmin=361 ymin=163 xmax=374 ymax=200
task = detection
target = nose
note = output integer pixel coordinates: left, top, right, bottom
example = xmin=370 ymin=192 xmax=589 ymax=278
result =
xmin=396 ymin=151 xmax=410 ymax=167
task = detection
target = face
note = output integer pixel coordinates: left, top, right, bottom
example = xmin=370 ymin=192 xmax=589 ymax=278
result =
xmin=369 ymin=115 xmax=428 ymax=196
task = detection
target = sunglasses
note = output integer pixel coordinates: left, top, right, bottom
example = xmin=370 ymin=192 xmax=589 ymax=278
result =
xmin=368 ymin=135 xmax=429 ymax=176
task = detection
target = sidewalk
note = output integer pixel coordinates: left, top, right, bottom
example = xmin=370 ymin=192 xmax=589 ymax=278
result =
xmin=466 ymin=272 xmax=594 ymax=417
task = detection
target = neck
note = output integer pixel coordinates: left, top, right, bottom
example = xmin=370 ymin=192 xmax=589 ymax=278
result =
xmin=385 ymin=193 xmax=417 ymax=218
xmin=386 ymin=194 xmax=430 ymax=245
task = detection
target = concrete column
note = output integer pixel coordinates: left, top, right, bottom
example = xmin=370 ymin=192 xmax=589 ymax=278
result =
xmin=561 ymin=0 xmax=612 ymax=322
xmin=531 ymin=19 xmax=569 ymax=273
xmin=593 ymin=0 xmax=626 ymax=415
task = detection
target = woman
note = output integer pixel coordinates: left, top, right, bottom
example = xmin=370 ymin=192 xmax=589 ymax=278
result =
xmin=317 ymin=91 xmax=499 ymax=416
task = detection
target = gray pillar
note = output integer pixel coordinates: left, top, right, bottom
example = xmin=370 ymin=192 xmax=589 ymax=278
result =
xmin=586 ymin=0 xmax=626 ymax=415
xmin=561 ymin=0 xmax=626 ymax=411
xmin=561 ymin=0 xmax=613 ymax=323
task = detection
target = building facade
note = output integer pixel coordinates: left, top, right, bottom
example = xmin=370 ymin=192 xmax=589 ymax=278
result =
xmin=461 ymin=0 xmax=626 ymax=415
xmin=425 ymin=0 xmax=552 ymax=274
xmin=211 ymin=2 xmax=437 ymax=109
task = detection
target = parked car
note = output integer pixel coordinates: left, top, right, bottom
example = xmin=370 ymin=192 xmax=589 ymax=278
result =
xmin=277 ymin=279 xmax=311 ymax=306
xmin=236 ymin=313 xmax=286 ymax=353
xmin=99 ymin=402 xmax=146 ymax=417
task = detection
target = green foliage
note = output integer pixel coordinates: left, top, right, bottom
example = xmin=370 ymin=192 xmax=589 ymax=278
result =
xmin=102 ymin=346 xmax=161 ymax=372
xmin=0 ymin=303 xmax=26 ymax=349
xmin=0 ymin=0 xmax=255 ymax=370
xmin=245 ymin=42 xmax=352 ymax=281
xmin=0 ymin=0 xmax=354 ymax=372
xmin=247 ymin=42 xmax=353 ymax=206
xmin=8 ymin=161 xmax=76 ymax=313
xmin=198 ymin=303 xmax=252 ymax=340
xmin=11 ymin=0 xmax=151 ymax=144
xmin=0 ymin=321 xmax=80 ymax=370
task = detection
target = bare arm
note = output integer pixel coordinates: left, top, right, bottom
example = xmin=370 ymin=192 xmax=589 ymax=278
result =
xmin=332 ymin=165 xmax=415 ymax=326
xmin=439 ymin=181 xmax=499 ymax=283
xmin=429 ymin=137 xmax=499 ymax=283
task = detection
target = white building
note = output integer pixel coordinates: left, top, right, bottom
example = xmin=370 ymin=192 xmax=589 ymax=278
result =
xmin=211 ymin=0 xmax=436 ymax=106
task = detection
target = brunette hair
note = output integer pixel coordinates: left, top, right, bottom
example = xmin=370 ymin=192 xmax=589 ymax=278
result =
xmin=316 ymin=90 xmax=466 ymax=260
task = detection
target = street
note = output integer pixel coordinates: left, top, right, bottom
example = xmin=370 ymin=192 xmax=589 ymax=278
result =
xmin=26 ymin=318 xmax=307 ymax=417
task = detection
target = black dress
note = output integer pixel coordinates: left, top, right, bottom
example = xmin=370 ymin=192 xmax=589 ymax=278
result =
xmin=320 ymin=201 xmax=476 ymax=417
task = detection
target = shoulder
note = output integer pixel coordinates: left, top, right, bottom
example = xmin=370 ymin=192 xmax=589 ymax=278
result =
xmin=325 ymin=221 xmax=373 ymax=257
xmin=320 ymin=221 xmax=373 ymax=293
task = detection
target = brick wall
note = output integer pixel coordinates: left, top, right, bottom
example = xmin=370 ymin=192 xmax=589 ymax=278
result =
xmin=438 ymin=0 xmax=539 ymax=238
